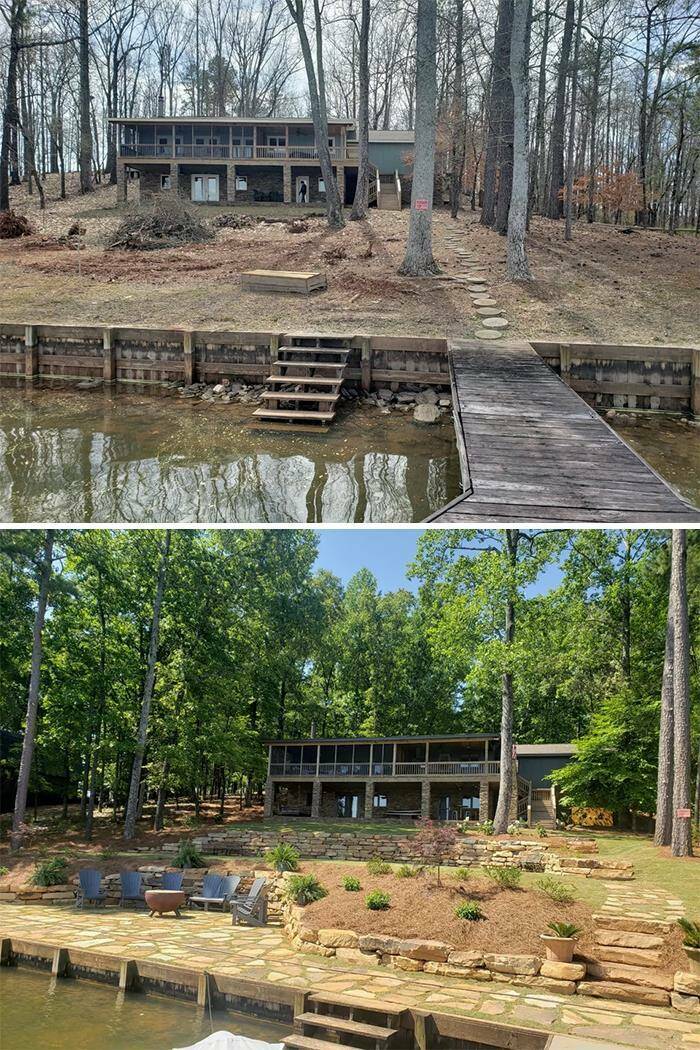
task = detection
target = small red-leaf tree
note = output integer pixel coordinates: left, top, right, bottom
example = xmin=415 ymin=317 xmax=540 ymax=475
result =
xmin=413 ymin=819 xmax=459 ymax=886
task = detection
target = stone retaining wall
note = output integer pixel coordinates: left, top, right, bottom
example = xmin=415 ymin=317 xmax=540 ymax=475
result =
xmin=172 ymin=828 xmax=633 ymax=880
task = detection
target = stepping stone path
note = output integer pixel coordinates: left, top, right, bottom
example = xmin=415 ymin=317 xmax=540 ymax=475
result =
xmin=442 ymin=226 xmax=510 ymax=340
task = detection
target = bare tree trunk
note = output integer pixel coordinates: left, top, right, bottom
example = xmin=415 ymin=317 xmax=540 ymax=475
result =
xmin=546 ymin=0 xmax=575 ymax=219
xmin=670 ymin=529 xmax=692 ymax=857
xmin=449 ymin=0 xmax=466 ymax=219
xmin=506 ymin=0 xmax=532 ymax=279
xmin=481 ymin=0 xmax=512 ymax=226
xmin=0 ymin=0 xmax=25 ymax=212
xmin=494 ymin=530 xmax=518 ymax=833
xmin=493 ymin=0 xmax=514 ymax=235
xmin=654 ymin=593 xmax=674 ymax=846
xmin=11 ymin=530 xmax=54 ymax=850
xmin=350 ymin=0 xmax=370 ymax=220
xmin=530 ymin=0 xmax=550 ymax=212
xmin=124 ymin=530 xmax=171 ymax=841
xmin=78 ymin=0 xmax=93 ymax=194
xmin=564 ymin=0 xmax=583 ymax=241
xmin=399 ymin=0 xmax=439 ymax=276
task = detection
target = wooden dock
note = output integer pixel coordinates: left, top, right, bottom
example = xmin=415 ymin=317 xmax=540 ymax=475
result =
xmin=429 ymin=339 xmax=698 ymax=523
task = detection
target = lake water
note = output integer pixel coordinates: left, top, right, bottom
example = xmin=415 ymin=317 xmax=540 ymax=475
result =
xmin=0 ymin=383 xmax=461 ymax=523
xmin=609 ymin=415 xmax=700 ymax=508
xmin=0 ymin=966 xmax=287 ymax=1050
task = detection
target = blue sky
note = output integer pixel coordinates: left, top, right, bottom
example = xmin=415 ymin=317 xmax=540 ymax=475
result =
xmin=315 ymin=529 xmax=564 ymax=595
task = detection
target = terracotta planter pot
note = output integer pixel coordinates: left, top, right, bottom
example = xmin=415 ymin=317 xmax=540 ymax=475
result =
xmin=683 ymin=946 xmax=700 ymax=976
xmin=540 ymin=934 xmax=575 ymax=963
xmin=145 ymin=889 xmax=186 ymax=917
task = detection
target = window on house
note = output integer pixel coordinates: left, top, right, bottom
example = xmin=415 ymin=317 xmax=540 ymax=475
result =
xmin=318 ymin=178 xmax=325 ymax=193
xmin=267 ymin=135 xmax=286 ymax=147
xmin=158 ymin=137 xmax=168 ymax=145
xmin=235 ymin=175 xmax=247 ymax=190
xmin=373 ymin=794 xmax=388 ymax=808
xmin=195 ymin=137 xmax=205 ymax=145
xmin=160 ymin=174 xmax=171 ymax=190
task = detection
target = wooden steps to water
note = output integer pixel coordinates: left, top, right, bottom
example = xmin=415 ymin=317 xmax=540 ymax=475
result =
xmin=253 ymin=343 xmax=349 ymax=429
xmin=241 ymin=270 xmax=327 ymax=294
xmin=283 ymin=991 xmax=407 ymax=1050
xmin=295 ymin=1012 xmax=398 ymax=1041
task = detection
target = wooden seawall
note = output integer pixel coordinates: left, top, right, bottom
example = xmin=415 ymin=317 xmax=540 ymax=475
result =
xmin=429 ymin=339 xmax=698 ymax=524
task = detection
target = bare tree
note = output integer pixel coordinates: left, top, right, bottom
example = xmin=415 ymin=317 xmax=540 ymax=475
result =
xmin=78 ymin=0 xmax=93 ymax=192
xmin=506 ymin=0 xmax=532 ymax=279
xmin=564 ymin=0 xmax=583 ymax=241
xmin=123 ymin=529 xmax=171 ymax=841
xmin=399 ymin=0 xmax=439 ymax=275
xmin=546 ymin=0 xmax=575 ymax=219
xmin=0 ymin=0 xmax=26 ymax=211
xmin=11 ymin=531 xmax=55 ymax=851
xmin=350 ymin=0 xmax=370 ymax=219
xmin=670 ymin=529 xmax=692 ymax=858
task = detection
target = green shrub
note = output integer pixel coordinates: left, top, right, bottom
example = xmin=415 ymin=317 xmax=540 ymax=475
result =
xmin=265 ymin=843 xmax=300 ymax=872
xmin=476 ymin=819 xmax=494 ymax=836
xmin=677 ymin=918 xmax=700 ymax=948
xmin=365 ymin=890 xmax=391 ymax=910
xmin=99 ymin=847 xmax=117 ymax=860
xmin=454 ymin=866 xmax=471 ymax=881
xmin=173 ymin=838 xmax=206 ymax=869
xmin=507 ymin=819 xmax=526 ymax=835
xmin=546 ymin=921 xmax=581 ymax=939
xmin=366 ymin=858 xmax=392 ymax=875
xmin=482 ymin=865 xmax=521 ymax=890
xmin=536 ymin=876 xmax=576 ymax=904
xmin=0 ymin=865 xmax=8 ymax=876
xmin=342 ymin=875 xmax=361 ymax=891
xmin=285 ymin=874 xmax=327 ymax=906
xmin=535 ymin=823 xmax=548 ymax=838
xmin=396 ymin=864 xmax=419 ymax=878
xmin=30 ymin=856 xmax=68 ymax=887
xmin=455 ymin=900 xmax=484 ymax=921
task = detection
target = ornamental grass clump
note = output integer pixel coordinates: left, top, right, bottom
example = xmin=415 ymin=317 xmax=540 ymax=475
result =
xmin=454 ymin=866 xmax=471 ymax=881
xmin=30 ymin=856 xmax=69 ymax=887
xmin=455 ymin=900 xmax=484 ymax=921
xmin=285 ymin=874 xmax=327 ymax=905
xmin=677 ymin=918 xmax=700 ymax=948
xmin=483 ymin=865 xmax=521 ymax=890
xmin=173 ymin=838 xmax=206 ymax=868
xmin=366 ymin=858 xmax=392 ymax=875
xmin=396 ymin=864 xmax=420 ymax=878
xmin=365 ymin=890 xmax=391 ymax=910
xmin=536 ymin=876 xmax=576 ymax=904
xmin=264 ymin=843 xmax=300 ymax=872
xmin=342 ymin=875 xmax=361 ymax=891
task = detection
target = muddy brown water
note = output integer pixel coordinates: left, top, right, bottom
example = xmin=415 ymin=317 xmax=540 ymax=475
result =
xmin=0 ymin=966 xmax=287 ymax=1049
xmin=0 ymin=382 xmax=461 ymax=523
xmin=608 ymin=415 xmax=700 ymax=508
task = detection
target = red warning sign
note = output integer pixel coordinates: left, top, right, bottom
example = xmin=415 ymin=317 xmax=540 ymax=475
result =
xmin=415 ymin=199 xmax=429 ymax=210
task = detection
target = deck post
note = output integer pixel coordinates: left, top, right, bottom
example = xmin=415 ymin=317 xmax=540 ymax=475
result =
xmin=0 ymin=938 xmax=11 ymax=965
xmin=559 ymin=343 xmax=571 ymax=386
xmin=269 ymin=332 xmax=280 ymax=370
xmin=197 ymin=971 xmax=212 ymax=1008
xmin=169 ymin=161 xmax=179 ymax=196
xmin=283 ymin=165 xmax=292 ymax=204
xmin=102 ymin=327 xmax=116 ymax=383
xmin=226 ymin=162 xmax=236 ymax=204
xmin=364 ymin=780 xmax=374 ymax=819
xmin=183 ymin=331 xmax=195 ymax=385
xmin=119 ymin=959 xmax=138 ymax=991
xmin=263 ymin=779 xmax=274 ymax=817
xmin=117 ymin=160 xmax=128 ymax=203
xmin=311 ymin=779 xmax=322 ymax=818
xmin=420 ymin=779 xmax=430 ymax=819
xmin=360 ymin=336 xmax=371 ymax=391
xmin=479 ymin=781 xmax=490 ymax=821
xmin=24 ymin=324 xmax=38 ymax=380
xmin=691 ymin=348 xmax=700 ymax=419
xmin=336 ymin=165 xmax=345 ymax=205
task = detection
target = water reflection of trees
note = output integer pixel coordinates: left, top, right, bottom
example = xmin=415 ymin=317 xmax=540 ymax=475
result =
xmin=0 ymin=424 xmax=453 ymax=524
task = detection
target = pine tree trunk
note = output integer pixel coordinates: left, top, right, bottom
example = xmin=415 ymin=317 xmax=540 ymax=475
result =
xmin=124 ymin=530 xmax=171 ymax=840
xmin=506 ymin=0 xmax=532 ymax=279
xmin=0 ymin=0 xmax=25 ymax=212
xmin=670 ymin=530 xmax=692 ymax=857
xmin=493 ymin=0 xmax=514 ymax=235
xmin=11 ymin=530 xmax=54 ymax=850
xmin=481 ymin=0 xmax=512 ymax=226
xmin=350 ymin=0 xmax=370 ymax=220
xmin=564 ymin=0 xmax=583 ymax=241
xmin=546 ymin=0 xmax=575 ymax=219
xmin=78 ymin=0 xmax=93 ymax=194
xmin=399 ymin=0 xmax=439 ymax=276
xmin=654 ymin=592 xmax=674 ymax=846
xmin=494 ymin=530 xmax=518 ymax=833
xmin=449 ymin=0 xmax=466 ymax=219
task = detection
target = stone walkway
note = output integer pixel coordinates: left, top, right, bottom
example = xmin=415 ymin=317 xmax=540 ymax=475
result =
xmin=439 ymin=223 xmax=511 ymax=341
xmin=599 ymin=881 xmax=687 ymax=924
xmin=1 ymin=904 xmax=698 ymax=1047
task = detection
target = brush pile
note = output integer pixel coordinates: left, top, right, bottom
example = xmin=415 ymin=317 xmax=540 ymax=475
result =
xmin=211 ymin=212 xmax=257 ymax=230
xmin=106 ymin=198 xmax=213 ymax=250
xmin=0 ymin=210 xmax=33 ymax=239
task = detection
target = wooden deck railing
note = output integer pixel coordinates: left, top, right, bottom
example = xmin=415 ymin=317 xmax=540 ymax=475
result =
xmin=269 ymin=760 xmax=502 ymax=778
xmin=120 ymin=144 xmax=347 ymax=161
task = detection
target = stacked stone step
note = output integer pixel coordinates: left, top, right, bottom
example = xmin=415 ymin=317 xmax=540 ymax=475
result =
xmin=443 ymin=227 xmax=511 ymax=341
xmin=580 ymin=914 xmax=698 ymax=1014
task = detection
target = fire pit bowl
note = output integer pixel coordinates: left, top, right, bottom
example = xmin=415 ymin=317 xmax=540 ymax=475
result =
xmin=145 ymin=889 xmax=186 ymax=917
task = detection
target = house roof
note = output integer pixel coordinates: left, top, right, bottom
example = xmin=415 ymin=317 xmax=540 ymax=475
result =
xmin=108 ymin=116 xmax=355 ymax=126
xmin=516 ymin=744 xmax=577 ymax=757
xmin=267 ymin=733 xmax=501 ymax=746
xmin=369 ymin=130 xmax=415 ymax=143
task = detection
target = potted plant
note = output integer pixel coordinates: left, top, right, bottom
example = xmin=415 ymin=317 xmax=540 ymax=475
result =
xmin=540 ymin=921 xmax=581 ymax=963
xmin=677 ymin=918 xmax=700 ymax=975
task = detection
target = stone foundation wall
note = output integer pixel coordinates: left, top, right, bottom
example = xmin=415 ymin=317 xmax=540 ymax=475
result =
xmin=233 ymin=167 xmax=284 ymax=203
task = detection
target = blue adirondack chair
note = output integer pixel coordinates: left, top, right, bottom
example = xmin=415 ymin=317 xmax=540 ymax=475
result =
xmin=161 ymin=871 xmax=184 ymax=891
xmin=189 ymin=873 xmax=241 ymax=911
xmin=119 ymin=870 xmax=145 ymax=908
xmin=75 ymin=868 xmax=106 ymax=908
xmin=231 ymin=877 xmax=268 ymax=927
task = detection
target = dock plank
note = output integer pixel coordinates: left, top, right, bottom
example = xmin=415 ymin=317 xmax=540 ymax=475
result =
xmin=428 ymin=340 xmax=698 ymax=523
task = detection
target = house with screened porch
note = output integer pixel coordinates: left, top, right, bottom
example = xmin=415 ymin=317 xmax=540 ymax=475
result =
xmin=264 ymin=734 xmax=575 ymax=828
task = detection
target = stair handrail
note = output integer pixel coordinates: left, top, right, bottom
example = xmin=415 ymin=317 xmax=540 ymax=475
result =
xmin=395 ymin=169 xmax=401 ymax=206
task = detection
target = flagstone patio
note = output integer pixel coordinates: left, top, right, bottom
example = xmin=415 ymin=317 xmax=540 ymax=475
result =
xmin=1 ymin=903 xmax=697 ymax=1047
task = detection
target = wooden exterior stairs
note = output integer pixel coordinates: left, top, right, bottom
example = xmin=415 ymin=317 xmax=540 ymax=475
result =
xmin=283 ymin=991 xmax=411 ymax=1050
xmin=252 ymin=339 xmax=350 ymax=430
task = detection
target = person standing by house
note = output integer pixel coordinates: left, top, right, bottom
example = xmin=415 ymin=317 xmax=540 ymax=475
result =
xmin=298 ymin=179 xmax=308 ymax=204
